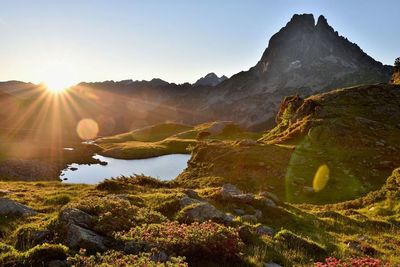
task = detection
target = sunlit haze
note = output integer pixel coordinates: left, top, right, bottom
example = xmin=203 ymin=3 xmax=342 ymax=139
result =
xmin=0 ymin=0 xmax=398 ymax=84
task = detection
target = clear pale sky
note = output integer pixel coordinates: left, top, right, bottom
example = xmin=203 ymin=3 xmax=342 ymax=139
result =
xmin=0 ymin=0 xmax=398 ymax=85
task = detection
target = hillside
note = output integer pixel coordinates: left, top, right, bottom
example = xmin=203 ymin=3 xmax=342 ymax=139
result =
xmin=0 ymin=166 xmax=398 ymax=266
xmin=178 ymin=84 xmax=400 ymax=204
xmin=96 ymin=121 xmax=261 ymax=159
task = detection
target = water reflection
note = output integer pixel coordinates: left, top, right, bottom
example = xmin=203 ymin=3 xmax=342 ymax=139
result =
xmin=61 ymin=154 xmax=190 ymax=184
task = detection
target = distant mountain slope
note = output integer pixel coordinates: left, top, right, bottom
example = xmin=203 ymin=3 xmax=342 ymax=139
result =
xmin=193 ymin=73 xmax=227 ymax=87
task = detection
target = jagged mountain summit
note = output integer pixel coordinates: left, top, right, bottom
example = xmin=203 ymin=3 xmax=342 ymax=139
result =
xmin=205 ymin=14 xmax=392 ymax=128
xmin=194 ymin=73 xmax=228 ymax=87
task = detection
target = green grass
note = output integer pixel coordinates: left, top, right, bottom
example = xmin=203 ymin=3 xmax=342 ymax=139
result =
xmin=0 ymin=169 xmax=399 ymax=266
xmin=96 ymin=121 xmax=262 ymax=159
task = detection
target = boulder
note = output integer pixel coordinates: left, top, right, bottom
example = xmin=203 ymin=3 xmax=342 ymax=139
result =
xmin=220 ymin=184 xmax=242 ymax=199
xmin=258 ymin=197 xmax=277 ymax=208
xmin=0 ymin=198 xmax=37 ymax=216
xmin=66 ymin=223 xmax=106 ymax=252
xmin=255 ymin=225 xmax=275 ymax=236
xmin=238 ymin=225 xmax=253 ymax=244
xmin=180 ymin=202 xmax=229 ymax=223
xmin=179 ymin=196 xmax=202 ymax=208
xmin=220 ymin=184 xmax=254 ymax=204
xmin=259 ymin=191 xmax=280 ymax=204
xmin=59 ymin=208 xmax=94 ymax=228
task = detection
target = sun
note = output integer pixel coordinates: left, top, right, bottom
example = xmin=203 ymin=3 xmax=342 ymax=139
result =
xmin=45 ymin=79 xmax=73 ymax=93
xmin=39 ymin=60 xmax=77 ymax=93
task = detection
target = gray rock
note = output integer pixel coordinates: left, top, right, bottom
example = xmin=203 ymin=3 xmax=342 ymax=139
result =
xmin=182 ymin=189 xmax=200 ymax=199
xmin=48 ymin=260 xmax=68 ymax=267
xmin=238 ymin=225 xmax=253 ymax=244
xmin=254 ymin=209 xmax=263 ymax=219
xmin=234 ymin=208 xmax=245 ymax=215
xmin=259 ymin=191 xmax=280 ymax=204
xmin=258 ymin=197 xmax=277 ymax=208
xmin=179 ymin=195 xmax=202 ymax=208
xmin=59 ymin=208 xmax=94 ymax=228
xmin=220 ymin=184 xmax=254 ymax=203
xmin=0 ymin=198 xmax=37 ymax=216
xmin=180 ymin=202 xmax=227 ymax=222
xmin=151 ymin=251 xmax=168 ymax=263
xmin=66 ymin=224 xmax=106 ymax=252
xmin=255 ymin=225 xmax=274 ymax=236
xmin=220 ymin=184 xmax=242 ymax=199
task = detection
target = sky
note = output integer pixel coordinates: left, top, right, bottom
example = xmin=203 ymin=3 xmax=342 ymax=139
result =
xmin=0 ymin=0 xmax=398 ymax=85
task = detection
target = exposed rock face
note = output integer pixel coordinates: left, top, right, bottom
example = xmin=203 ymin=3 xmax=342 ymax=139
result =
xmin=194 ymin=73 xmax=228 ymax=87
xmin=390 ymin=67 xmax=400 ymax=85
xmin=205 ymin=14 xmax=392 ymax=128
xmin=0 ymin=198 xmax=37 ymax=216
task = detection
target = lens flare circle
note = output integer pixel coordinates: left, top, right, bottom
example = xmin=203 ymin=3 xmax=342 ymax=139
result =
xmin=313 ymin=164 xmax=330 ymax=192
xmin=76 ymin=118 xmax=99 ymax=140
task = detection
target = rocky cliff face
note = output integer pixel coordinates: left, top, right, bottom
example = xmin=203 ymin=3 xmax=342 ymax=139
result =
xmin=202 ymin=14 xmax=392 ymax=128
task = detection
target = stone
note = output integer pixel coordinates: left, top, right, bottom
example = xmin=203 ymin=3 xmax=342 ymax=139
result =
xmin=182 ymin=189 xmax=200 ymax=199
xmin=258 ymin=197 xmax=277 ymax=208
xmin=48 ymin=260 xmax=68 ymax=267
xmin=66 ymin=224 xmax=107 ymax=252
xmin=254 ymin=209 xmax=263 ymax=219
xmin=179 ymin=196 xmax=202 ymax=208
xmin=59 ymin=208 xmax=94 ymax=228
xmin=180 ymin=202 xmax=227 ymax=223
xmin=234 ymin=209 xmax=245 ymax=215
xmin=259 ymin=191 xmax=280 ymax=204
xmin=255 ymin=225 xmax=274 ymax=236
xmin=220 ymin=184 xmax=254 ymax=204
xmin=0 ymin=198 xmax=37 ymax=216
xmin=220 ymin=184 xmax=242 ymax=199
xmin=238 ymin=225 xmax=253 ymax=244
xmin=151 ymin=251 xmax=169 ymax=263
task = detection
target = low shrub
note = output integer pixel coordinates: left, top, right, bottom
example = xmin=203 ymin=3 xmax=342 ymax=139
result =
xmin=69 ymin=195 xmax=166 ymax=235
xmin=44 ymin=194 xmax=71 ymax=205
xmin=96 ymin=175 xmax=172 ymax=191
xmin=315 ymin=257 xmax=390 ymax=267
xmin=117 ymin=221 xmax=243 ymax=263
xmin=67 ymin=250 xmax=188 ymax=267
xmin=0 ymin=243 xmax=68 ymax=267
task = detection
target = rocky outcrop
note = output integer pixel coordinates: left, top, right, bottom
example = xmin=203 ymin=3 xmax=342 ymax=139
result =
xmin=390 ymin=66 xmax=400 ymax=85
xmin=0 ymin=198 xmax=37 ymax=216
xmin=66 ymin=224 xmax=107 ymax=252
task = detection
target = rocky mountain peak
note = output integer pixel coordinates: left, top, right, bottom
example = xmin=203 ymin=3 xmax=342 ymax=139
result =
xmin=194 ymin=73 xmax=227 ymax=87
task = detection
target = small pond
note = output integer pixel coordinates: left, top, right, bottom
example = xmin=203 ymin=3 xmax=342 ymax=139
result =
xmin=61 ymin=154 xmax=191 ymax=184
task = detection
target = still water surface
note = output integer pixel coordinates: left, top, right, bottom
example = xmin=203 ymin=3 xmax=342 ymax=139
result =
xmin=61 ymin=154 xmax=190 ymax=184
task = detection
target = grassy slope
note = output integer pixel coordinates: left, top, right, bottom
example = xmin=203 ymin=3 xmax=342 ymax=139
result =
xmin=0 ymin=169 xmax=399 ymax=266
xmin=178 ymin=84 xmax=400 ymax=204
xmin=96 ymin=121 xmax=262 ymax=159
